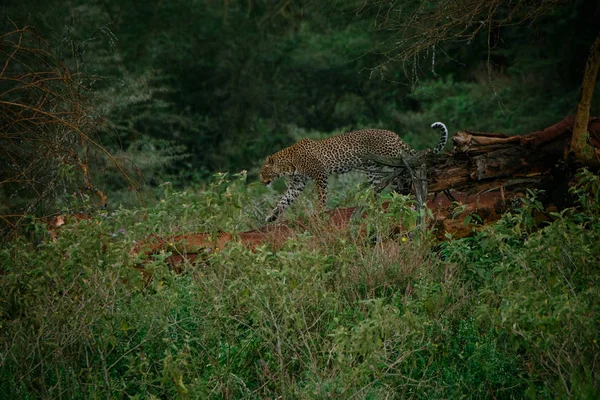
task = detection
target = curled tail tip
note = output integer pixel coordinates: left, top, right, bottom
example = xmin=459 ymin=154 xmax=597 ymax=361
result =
xmin=430 ymin=121 xmax=448 ymax=153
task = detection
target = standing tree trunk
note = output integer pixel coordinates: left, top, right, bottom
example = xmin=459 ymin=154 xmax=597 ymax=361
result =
xmin=571 ymin=29 xmax=600 ymax=165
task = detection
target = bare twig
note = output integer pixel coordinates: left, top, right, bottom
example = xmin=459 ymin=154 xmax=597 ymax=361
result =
xmin=0 ymin=22 xmax=135 ymax=235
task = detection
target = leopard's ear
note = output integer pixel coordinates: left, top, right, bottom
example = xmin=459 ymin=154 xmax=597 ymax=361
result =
xmin=266 ymin=155 xmax=274 ymax=164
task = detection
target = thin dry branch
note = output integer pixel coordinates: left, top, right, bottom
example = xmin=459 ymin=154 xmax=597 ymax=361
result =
xmin=356 ymin=0 xmax=567 ymax=69
xmin=0 ymin=22 xmax=135 ymax=234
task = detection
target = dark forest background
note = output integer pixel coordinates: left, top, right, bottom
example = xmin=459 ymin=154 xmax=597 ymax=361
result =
xmin=2 ymin=0 xmax=599 ymax=213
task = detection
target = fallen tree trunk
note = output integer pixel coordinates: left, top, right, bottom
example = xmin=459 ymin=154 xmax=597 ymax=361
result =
xmin=420 ymin=115 xmax=600 ymax=237
xmin=429 ymin=115 xmax=600 ymax=194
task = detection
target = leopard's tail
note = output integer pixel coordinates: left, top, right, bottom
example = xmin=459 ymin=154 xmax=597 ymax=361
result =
xmin=430 ymin=122 xmax=448 ymax=154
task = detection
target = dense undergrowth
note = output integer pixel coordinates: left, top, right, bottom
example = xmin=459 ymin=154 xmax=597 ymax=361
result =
xmin=1 ymin=170 xmax=599 ymax=399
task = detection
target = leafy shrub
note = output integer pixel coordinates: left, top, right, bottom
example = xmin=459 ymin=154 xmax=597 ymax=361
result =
xmin=1 ymin=171 xmax=599 ymax=398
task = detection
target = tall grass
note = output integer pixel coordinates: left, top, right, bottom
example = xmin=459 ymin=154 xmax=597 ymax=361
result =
xmin=1 ymin=170 xmax=599 ymax=399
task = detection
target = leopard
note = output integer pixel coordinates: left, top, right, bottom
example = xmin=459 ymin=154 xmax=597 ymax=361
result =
xmin=260 ymin=122 xmax=448 ymax=222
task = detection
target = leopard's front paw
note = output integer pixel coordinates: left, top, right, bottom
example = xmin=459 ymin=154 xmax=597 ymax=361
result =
xmin=265 ymin=213 xmax=278 ymax=223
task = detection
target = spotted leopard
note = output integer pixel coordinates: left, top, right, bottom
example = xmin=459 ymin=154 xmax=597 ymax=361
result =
xmin=260 ymin=122 xmax=448 ymax=222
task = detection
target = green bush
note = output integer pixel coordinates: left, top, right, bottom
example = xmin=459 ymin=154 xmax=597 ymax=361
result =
xmin=1 ymin=171 xmax=599 ymax=398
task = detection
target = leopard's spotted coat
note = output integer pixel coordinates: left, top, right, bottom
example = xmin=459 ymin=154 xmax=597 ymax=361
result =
xmin=260 ymin=122 xmax=448 ymax=222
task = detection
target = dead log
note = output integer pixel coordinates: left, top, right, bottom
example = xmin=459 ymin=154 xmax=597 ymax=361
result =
xmin=429 ymin=116 xmax=600 ymax=194
xmin=351 ymin=116 xmax=597 ymax=238
xmin=415 ymin=116 xmax=600 ymax=237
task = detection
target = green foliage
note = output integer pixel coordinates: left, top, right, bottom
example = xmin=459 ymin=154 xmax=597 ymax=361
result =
xmin=438 ymin=170 xmax=600 ymax=398
xmin=400 ymin=75 xmax=582 ymax=140
xmin=2 ymin=171 xmax=600 ymax=398
xmin=2 ymin=1 xmax=600 ymax=396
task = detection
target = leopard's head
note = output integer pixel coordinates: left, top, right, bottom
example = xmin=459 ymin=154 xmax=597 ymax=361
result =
xmin=260 ymin=155 xmax=295 ymax=185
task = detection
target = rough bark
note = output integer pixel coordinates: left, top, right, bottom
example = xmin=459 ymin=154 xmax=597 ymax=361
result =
xmin=429 ymin=116 xmax=600 ymax=194
xmin=570 ymin=30 xmax=600 ymax=165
